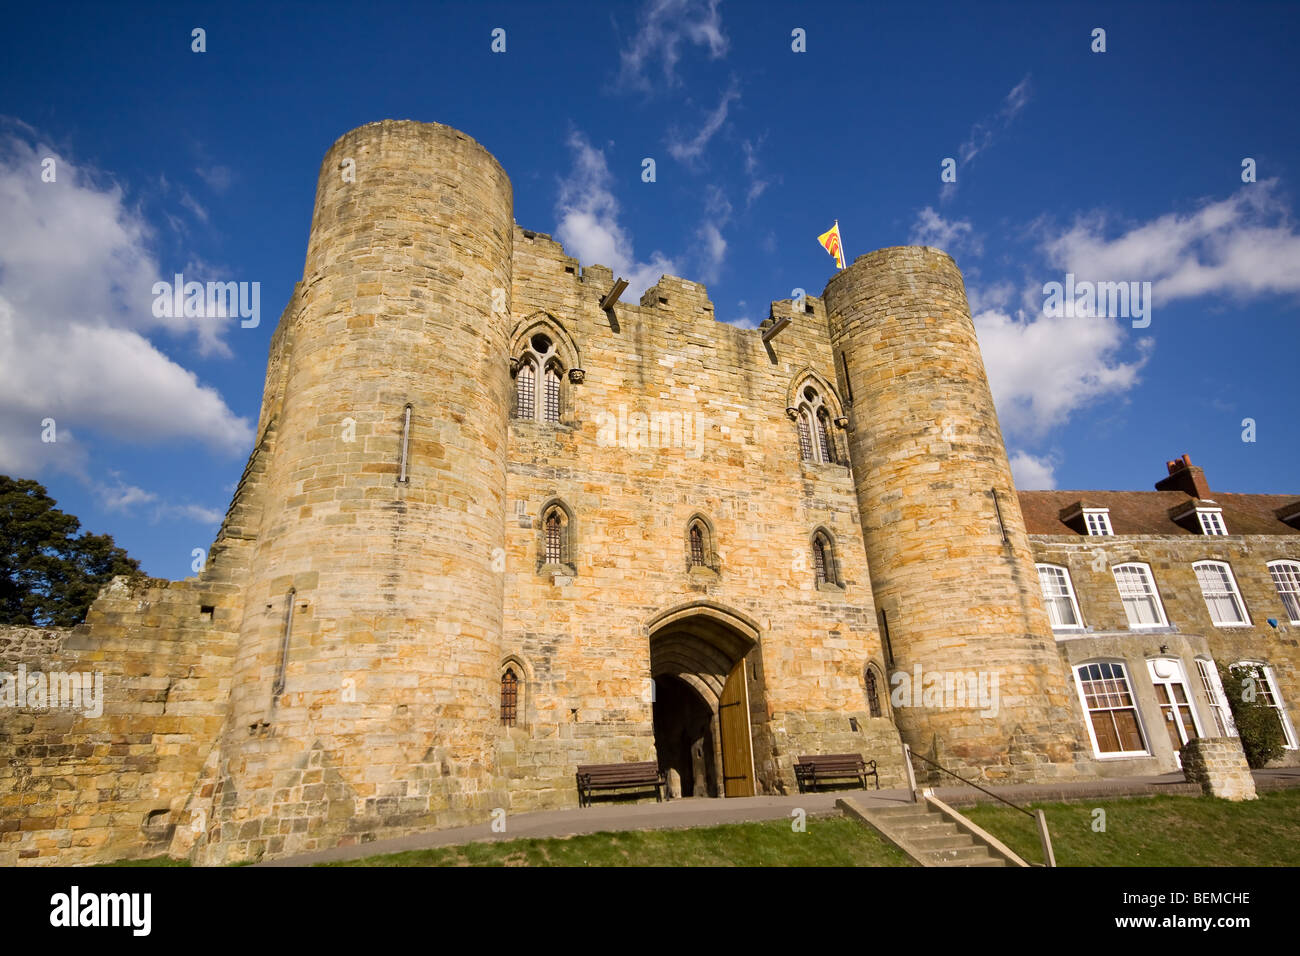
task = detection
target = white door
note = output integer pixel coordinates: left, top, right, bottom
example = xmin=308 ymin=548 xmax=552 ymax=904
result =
xmin=1148 ymin=658 xmax=1203 ymax=768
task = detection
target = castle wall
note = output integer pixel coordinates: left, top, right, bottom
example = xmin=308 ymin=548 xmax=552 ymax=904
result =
xmin=197 ymin=120 xmax=516 ymax=864
xmin=7 ymin=119 xmax=1299 ymax=866
xmin=498 ymin=229 xmax=905 ymax=804
xmin=0 ymin=578 xmax=239 ymax=866
xmin=823 ymin=247 xmax=1092 ymax=781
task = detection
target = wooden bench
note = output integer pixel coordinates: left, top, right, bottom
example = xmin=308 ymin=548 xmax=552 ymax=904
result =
xmin=576 ymin=761 xmax=668 ymax=808
xmin=794 ymin=753 xmax=879 ymax=793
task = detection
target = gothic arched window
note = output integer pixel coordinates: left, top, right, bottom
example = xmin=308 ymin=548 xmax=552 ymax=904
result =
xmin=545 ymin=511 xmax=564 ymax=564
xmin=865 ymin=666 xmax=882 ymax=718
xmin=817 ymin=408 xmax=836 ymax=464
xmin=812 ymin=529 xmax=841 ymax=588
xmin=501 ymin=668 xmax=519 ymax=726
xmin=539 ymin=503 xmax=572 ymax=569
xmin=794 ymin=385 xmax=840 ymax=464
xmin=515 ymin=359 xmax=536 ymax=419
xmin=513 ymin=333 xmax=563 ymax=422
xmin=686 ymin=516 xmax=717 ymax=571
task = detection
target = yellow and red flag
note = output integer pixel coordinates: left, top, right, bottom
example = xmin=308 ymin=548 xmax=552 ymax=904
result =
xmin=817 ymin=221 xmax=845 ymax=269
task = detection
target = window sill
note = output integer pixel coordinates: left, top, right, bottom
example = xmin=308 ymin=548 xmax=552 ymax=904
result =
xmin=688 ymin=565 xmax=720 ymax=580
xmin=1092 ymin=750 xmax=1153 ymax=760
xmin=538 ymin=563 xmax=576 ymax=580
xmin=816 ymin=582 xmax=845 ymax=594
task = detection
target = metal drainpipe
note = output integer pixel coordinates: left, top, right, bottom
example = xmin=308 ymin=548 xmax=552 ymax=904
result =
xmin=272 ymin=587 xmax=295 ymax=699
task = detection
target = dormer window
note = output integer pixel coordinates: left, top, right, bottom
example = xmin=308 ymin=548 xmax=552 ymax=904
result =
xmin=1083 ymin=508 xmax=1113 ymax=536
xmin=1196 ymin=508 xmax=1227 ymax=536
xmin=1169 ymin=499 xmax=1228 ymax=535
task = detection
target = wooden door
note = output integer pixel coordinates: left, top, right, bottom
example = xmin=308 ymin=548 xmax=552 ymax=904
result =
xmin=719 ymin=659 xmax=755 ymax=797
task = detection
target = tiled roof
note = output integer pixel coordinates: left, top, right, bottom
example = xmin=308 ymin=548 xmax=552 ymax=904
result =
xmin=1018 ymin=489 xmax=1300 ymax=536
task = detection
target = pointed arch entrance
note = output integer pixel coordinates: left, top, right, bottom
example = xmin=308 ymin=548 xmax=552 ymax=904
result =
xmin=647 ymin=602 xmax=762 ymax=798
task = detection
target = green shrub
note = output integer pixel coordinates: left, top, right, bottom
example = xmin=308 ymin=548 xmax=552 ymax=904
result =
xmin=1219 ymin=662 xmax=1287 ymax=768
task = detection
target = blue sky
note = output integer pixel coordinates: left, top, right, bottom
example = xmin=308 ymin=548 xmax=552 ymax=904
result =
xmin=1 ymin=0 xmax=1298 ymax=580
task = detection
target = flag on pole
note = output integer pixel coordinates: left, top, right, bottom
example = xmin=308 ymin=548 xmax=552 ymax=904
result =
xmin=817 ymin=221 xmax=845 ymax=269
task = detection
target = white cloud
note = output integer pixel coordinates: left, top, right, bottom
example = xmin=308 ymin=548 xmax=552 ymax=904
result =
xmin=179 ymin=189 xmax=208 ymax=223
xmin=741 ymin=138 xmax=768 ymax=206
xmin=616 ymin=0 xmax=728 ymax=92
xmin=944 ymin=73 xmax=1032 ymax=201
xmin=196 ymin=164 xmax=232 ymax=192
xmin=1043 ymin=181 xmax=1300 ymax=304
xmin=909 ymin=207 xmax=981 ymax=256
xmin=694 ymin=185 xmax=732 ymax=283
xmin=973 ymin=303 xmax=1151 ymax=440
xmin=554 ymin=131 xmax=678 ymax=296
xmin=97 ymin=476 xmax=224 ymax=525
xmin=1009 ymin=450 xmax=1057 ymax=490
xmin=668 ymin=82 xmax=740 ymax=162
xmin=0 ymin=126 xmax=253 ymax=479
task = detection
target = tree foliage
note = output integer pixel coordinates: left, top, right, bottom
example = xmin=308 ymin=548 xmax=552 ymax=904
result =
xmin=1219 ymin=662 xmax=1288 ymax=769
xmin=0 ymin=476 xmax=143 ymax=627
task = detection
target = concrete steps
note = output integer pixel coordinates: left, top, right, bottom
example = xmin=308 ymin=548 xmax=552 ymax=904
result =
xmin=839 ymin=799 xmax=1017 ymax=867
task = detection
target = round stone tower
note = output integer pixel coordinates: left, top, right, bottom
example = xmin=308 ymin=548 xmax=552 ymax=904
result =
xmin=823 ymin=247 xmax=1087 ymax=782
xmin=207 ymin=121 xmax=513 ymax=862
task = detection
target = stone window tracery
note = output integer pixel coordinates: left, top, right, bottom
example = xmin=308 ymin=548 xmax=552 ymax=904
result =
xmin=513 ymin=333 xmax=563 ymax=422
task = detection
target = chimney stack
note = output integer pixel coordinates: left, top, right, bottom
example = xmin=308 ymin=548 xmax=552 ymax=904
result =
xmin=1155 ymin=454 xmax=1211 ymax=499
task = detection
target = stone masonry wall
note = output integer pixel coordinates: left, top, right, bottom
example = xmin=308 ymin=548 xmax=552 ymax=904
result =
xmin=500 ymin=228 xmax=905 ymax=805
xmin=1033 ymin=534 xmax=1300 ymax=768
xmin=823 ymin=247 xmax=1093 ymax=782
xmin=1180 ymin=737 xmax=1257 ymax=800
xmin=0 ymin=577 xmax=239 ymax=866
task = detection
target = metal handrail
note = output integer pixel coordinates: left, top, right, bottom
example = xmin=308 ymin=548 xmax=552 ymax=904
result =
xmin=906 ymin=748 xmax=1034 ymax=818
xmin=904 ymin=744 xmax=1056 ymax=867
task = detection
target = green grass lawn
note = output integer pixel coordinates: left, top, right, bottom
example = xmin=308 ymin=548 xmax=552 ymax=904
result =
xmin=962 ymin=789 xmax=1300 ymax=867
xmin=96 ymin=789 xmax=1300 ymax=867
xmin=322 ymin=815 xmax=915 ymax=867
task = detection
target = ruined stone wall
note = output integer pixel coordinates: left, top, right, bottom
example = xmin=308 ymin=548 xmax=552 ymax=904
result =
xmin=0 ymin=578 xmax=239 ymax=866
xmin=823 ymin=247 xmax=1092 ymax=782
xmin=500 ymin=229 xmax=905 ymax=804
xmin=1033 ymin=534 xmax=1300 ymax=768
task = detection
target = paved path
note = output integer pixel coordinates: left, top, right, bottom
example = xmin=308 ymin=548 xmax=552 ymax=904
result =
xmin=257 ymin=768 xmax=1300 ymax=867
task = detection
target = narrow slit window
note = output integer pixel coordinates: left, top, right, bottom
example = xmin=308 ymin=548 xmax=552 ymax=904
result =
xmin=515 ymin=361 xmax=535 ymax=419
xmin=501 ymin=669 xmax=518 ymax=726
xmin=797 ymin=412 xmax=813 ymax=462
xmin=544 ymin=364 xmax=561 ymax=422
xmin=544 ymin=511 xmax=563 ymax=564
xmin=689 ymin=523 xmax=706 ymax=567
xmin=398 ymin=403 xmax=412 ymax=483
xmin=817 ymin=410 xmax=835 ymax=464
xmin=865 ymin=668 xmax=881 ymax=718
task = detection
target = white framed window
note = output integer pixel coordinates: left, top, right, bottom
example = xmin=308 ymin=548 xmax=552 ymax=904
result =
xmin=1195 ymin=658 xmax=1236 ymax=737
xmin=1193 ymin=561 xmax=1250 ymax=627
xmin=1267 ymin=560 xmax=1300 ymax=624
xmin=1084 ymin=509 xmax=1113 ymax=536
xmin=1196 ymin=509 xmax=1227 ymax=535
xmin=1112 ymin=563 xmax=1168 ymax=629
xmin=1036 ymin=564 xmax=1083 ymax=630
xmin=1230 ymin=661 xmax=1298 ymax=750
xmin=1074 ymin=661 xmax=1149 ymax=757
